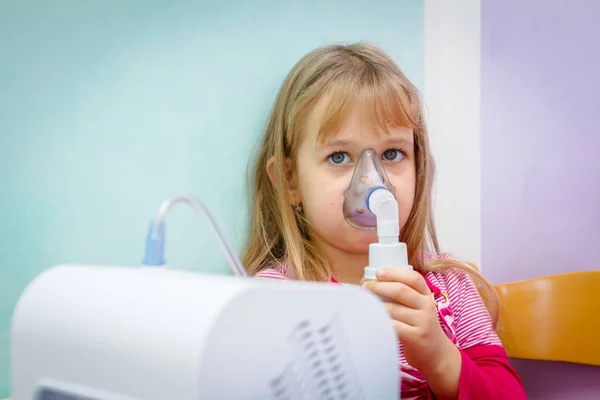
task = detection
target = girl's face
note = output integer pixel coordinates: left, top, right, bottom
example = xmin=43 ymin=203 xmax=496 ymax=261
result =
xmin=291 ymin=100 xmax=417 ymax=269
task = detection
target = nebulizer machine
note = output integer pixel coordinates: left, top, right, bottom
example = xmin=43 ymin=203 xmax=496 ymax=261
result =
xmin=10 ymin=149 xmax=409 ymax=399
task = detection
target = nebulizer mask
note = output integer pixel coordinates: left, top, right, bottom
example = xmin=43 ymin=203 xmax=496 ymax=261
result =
xmin=343 ymin=149 xmax=410 ymax=280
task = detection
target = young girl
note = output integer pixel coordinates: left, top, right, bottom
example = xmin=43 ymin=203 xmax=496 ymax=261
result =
xmin=242 ymin=43 xmax=527 ymax=399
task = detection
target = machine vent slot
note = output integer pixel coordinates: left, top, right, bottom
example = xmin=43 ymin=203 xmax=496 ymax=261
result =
xmin=269 ymin=314 xmax=364 ymax=400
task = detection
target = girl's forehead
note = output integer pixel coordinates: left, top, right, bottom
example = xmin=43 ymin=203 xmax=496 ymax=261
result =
xmin=311 ymin=101 xmax=411 ymax=145
xmin=309 ymin=91 xmax=417 ymax=146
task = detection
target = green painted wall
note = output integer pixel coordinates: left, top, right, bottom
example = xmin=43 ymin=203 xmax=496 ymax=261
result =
xmin=0 ymin=0 xmax=423 ymax=395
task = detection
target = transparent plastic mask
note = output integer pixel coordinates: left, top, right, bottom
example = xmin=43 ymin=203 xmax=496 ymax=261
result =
xmin=343 ymin=148 xmax=397 ymax=230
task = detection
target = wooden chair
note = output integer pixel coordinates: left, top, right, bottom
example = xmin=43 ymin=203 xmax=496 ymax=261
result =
xmin=495 ymin=270 xmax=600 ymax=366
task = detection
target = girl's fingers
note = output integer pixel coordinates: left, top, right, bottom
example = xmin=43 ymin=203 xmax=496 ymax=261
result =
xmin=376 ymin=268 xmax=430 ymax=296
xmin=391 ymin=319 xmax=415 ymax=341
xmin=384 ymin=301 xmax=420 ymax=327
xmin=364 ymin=281 xmax=422 ymax=309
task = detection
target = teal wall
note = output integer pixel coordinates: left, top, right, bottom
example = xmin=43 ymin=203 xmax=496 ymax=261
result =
xmin=0 ymin=0 xmax=423 ymax=395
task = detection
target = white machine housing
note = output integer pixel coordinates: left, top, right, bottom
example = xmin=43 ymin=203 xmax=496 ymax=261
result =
xmin=11 ymin=265 xmax=399 ymax=400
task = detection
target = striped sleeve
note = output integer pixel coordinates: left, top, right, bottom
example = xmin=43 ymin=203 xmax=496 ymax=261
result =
xmin=254 ymin=268 xmax=289 ymax=281
xmin=446 ymin=271 xmax=502 ymax=349
xmin=444 ymin=270 xmax=527 ymax=398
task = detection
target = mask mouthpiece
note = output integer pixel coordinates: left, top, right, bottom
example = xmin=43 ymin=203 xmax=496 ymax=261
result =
xmin=343 ymin=148 xmax=397 ymax=230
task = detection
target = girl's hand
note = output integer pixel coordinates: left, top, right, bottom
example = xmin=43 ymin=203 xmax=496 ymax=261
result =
xmin=362 ymin=268 xmax=461 ymax=398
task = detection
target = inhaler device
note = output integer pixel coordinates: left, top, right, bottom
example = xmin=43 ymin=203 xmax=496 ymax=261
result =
xmin=343 ymin=149 xmax=410 ymax=280
xmin=10 ymin=192 xmax=401 ymax=399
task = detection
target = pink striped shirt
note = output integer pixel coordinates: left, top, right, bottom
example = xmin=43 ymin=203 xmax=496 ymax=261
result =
xmin=255 ymin=252 xmax=527 ymax=400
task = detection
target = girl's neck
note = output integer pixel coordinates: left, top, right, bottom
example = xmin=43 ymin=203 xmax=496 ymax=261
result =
xmin=320 ymin=242 xmax=369 ymax=285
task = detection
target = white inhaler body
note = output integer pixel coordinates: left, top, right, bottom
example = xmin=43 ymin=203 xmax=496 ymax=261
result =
xmin=343 ymin=148 xmax=411 ymax=281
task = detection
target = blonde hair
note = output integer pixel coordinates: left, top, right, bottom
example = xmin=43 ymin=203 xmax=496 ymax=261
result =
xmin=242 ymin=43 xmax=499 ymax=326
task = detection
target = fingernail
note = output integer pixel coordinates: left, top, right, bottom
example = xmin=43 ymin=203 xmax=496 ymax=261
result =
xmin=376 ymin=269 xmax=386 ymax=278
xmin=361 ymin=281 xmax=368 ymax=288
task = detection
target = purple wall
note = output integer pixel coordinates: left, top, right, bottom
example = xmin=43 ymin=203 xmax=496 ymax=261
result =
xmin=481 ymin=0 xmax=600 ymax=398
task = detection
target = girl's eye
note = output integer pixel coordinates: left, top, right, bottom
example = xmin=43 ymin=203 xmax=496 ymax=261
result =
xmin=382 ymin=149 xmax=404 ymax=162
xmin=328 ymin=151 xmax=351 ymax=165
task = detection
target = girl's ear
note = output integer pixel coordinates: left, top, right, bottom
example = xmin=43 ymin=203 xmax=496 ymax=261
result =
xmin=266 ymin=156 xmax=302 ymax=206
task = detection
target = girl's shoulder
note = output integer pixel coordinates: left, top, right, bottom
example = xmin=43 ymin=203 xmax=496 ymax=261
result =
xmin=422 ymin=251 xmax=478 ymax=295
xmin=422 ymin=250 xmax=455 ymax=262
xmin=423 ymin=252 xmax=502 ymax=349
xmin=254 ymin=261 xmax=292 ymax=281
